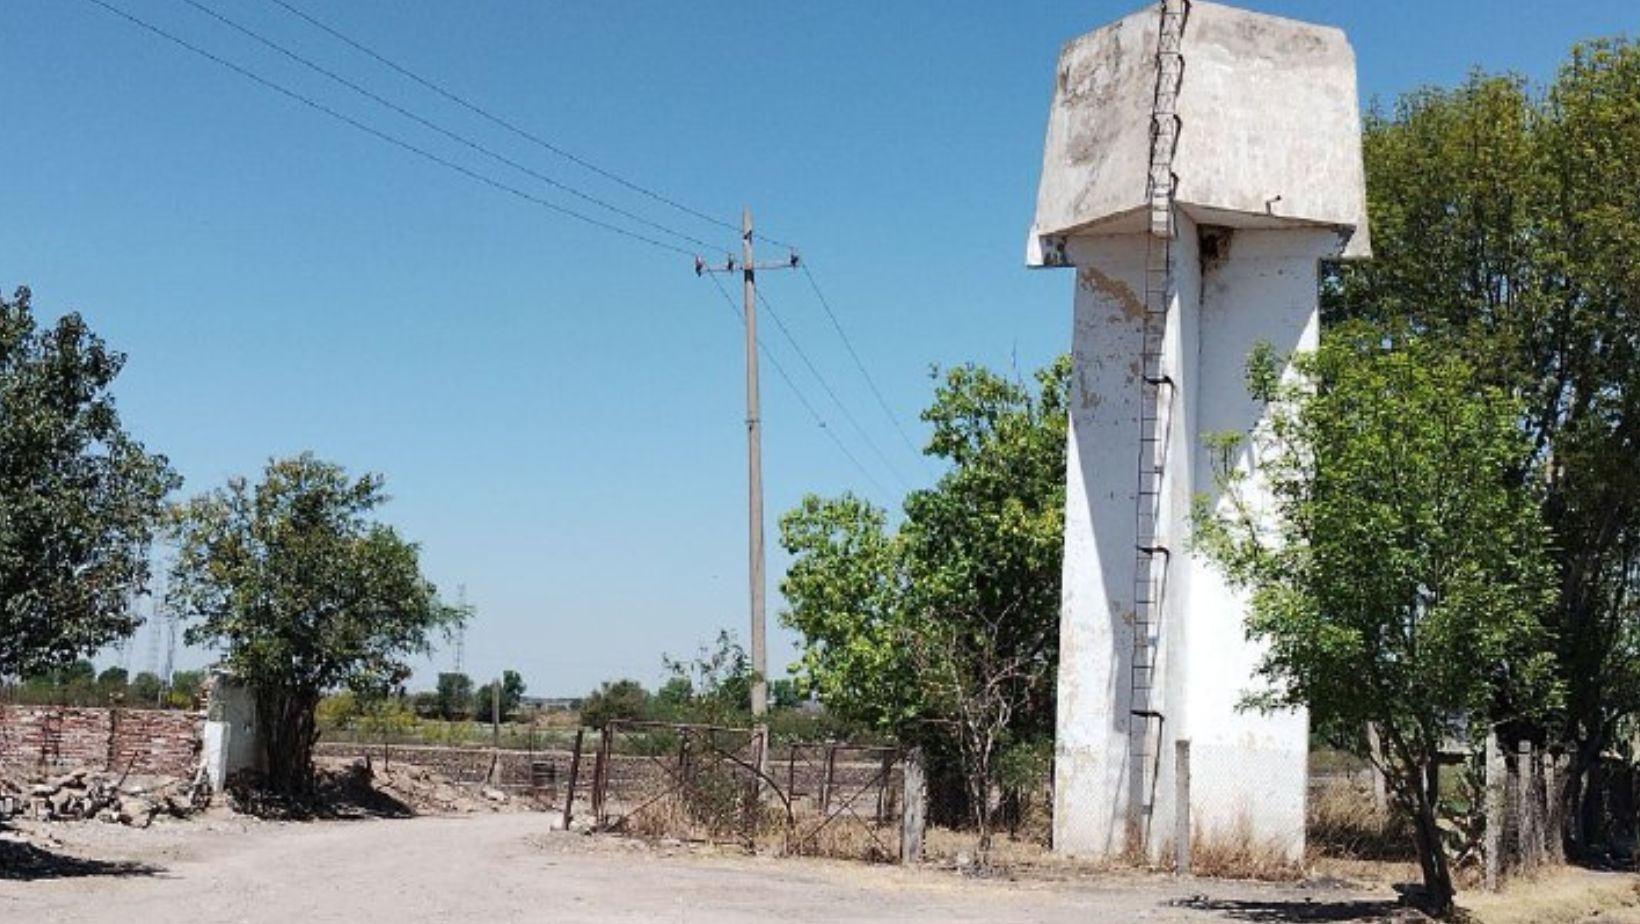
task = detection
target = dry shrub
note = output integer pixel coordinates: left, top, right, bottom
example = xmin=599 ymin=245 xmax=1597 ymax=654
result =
xmin=778 ymin=807 xmax=898 ymax=862
xmin=620 ymin=794 xmax=696 ymax=839
xmin=922 ymin=825 xmax=1061 ymax=871
xmin=1307 ymin=776 xmax=1415 ymax=861
xmin=1189 ymin=814 xmax=1304 ymax=881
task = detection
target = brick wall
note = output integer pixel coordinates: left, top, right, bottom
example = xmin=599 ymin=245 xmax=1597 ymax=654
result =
xmin=0 ymin=705 xmax=203 ymax=778
xmin=315 ymin=741 xmax=574 ymax=791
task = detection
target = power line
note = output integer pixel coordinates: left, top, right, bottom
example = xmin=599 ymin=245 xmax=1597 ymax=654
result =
xmin=755 ymin=288 xmax=909 ymax=491
xmin=177 ymin=0 xmax=722 ymax=253
xmin=799 ymin=263 xmax=925 ymax=461
xmin=261 ymin=0 xmax=772 ymax=245
xmin=83 ymin=0 xmax=697 ymax=257
xmin=705 ymin=272 xmax=888 ymax=498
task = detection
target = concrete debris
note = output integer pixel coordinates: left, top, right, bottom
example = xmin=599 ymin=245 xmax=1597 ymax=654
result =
xmin=0 ymin=767 xmax=208 ymax=827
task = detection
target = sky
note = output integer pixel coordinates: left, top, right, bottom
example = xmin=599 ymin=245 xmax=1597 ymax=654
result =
xmin=1 ymin=1 xmax=1634 ymax=696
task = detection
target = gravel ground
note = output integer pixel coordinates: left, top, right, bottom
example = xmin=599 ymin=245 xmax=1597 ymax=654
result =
xmin=0 ymin=812 xmax=1413 ymax=923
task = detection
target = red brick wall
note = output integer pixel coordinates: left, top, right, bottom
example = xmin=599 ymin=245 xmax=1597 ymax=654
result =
xmin=0 ymin=705 xmax=203 ymax=778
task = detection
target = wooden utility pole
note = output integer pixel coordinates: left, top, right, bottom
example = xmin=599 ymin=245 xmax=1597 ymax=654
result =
xmin=697 ymin=208 xmax=799 ymax=718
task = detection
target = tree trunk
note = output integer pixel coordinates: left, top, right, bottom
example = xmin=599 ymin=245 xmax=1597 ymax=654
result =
xmin=1567 ymin=734 xmax=1605 ymax=856
xmin=1406 ymin=759 xmax=1455 ymax=917
xmin=258 ymin=686 xmax=320 ymax=794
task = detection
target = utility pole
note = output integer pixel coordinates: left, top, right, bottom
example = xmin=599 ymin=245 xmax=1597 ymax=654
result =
xmin=696 ymin=208 xmax=798 ymax=717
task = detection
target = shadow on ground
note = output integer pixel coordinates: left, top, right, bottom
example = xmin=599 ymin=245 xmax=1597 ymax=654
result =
xmin=1169 ymin=895 xmax=1413 ymax=922
xmin=226 ymin=760 xmax=413 ymax=821
xmin=0 ymin=839 xmax=162 ymax=882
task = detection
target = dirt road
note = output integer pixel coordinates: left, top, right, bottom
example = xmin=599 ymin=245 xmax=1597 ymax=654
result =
xmin=1 ymin=812 xmax=1408 ymax=923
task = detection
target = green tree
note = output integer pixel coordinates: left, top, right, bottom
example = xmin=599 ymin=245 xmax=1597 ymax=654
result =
xmin=96 ymin=666 xmax=130 ymax=692
xmin=169 ymin=669 xmax=203 ymax=702
xmin=129 ymin=671 xmax=163 ymax=705
xmin=580 ymin=679 xmax=649 ymax=730
xmin=472 ymin=670 xmax=527 ymax=723
xmin=58 ymin=659 xmax=97 ymax=686
xmin=0 ymin=286 xmax=180 ymax=678
xmin=1193 ymin=330 xmax=1557 ymax=915
xmin=1329 ymin=40 xmax=1640 ymax=848
xmin=659 ymin=630 xmax=754 ymax=722
xmin=168 ymin=453 xmax=460 ymax=792
xmin=434 ymin=672 xmax=474 ymax=721
xmin=779 ymin=356 xmax=1068 ymax=847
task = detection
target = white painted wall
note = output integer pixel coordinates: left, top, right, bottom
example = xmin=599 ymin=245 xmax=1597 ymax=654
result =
xmin=1035 ymin=2 xmax=1369 ymax=861
xmin=1181 ymin=227 xmax=1334 ymax=861
xmin=203 ymin=671 xmax=260 ymax=790
xmin=1053 ymin=232 xmax=1149 ymax=856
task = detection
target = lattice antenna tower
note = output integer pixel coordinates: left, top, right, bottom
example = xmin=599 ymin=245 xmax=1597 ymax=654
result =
xmin=453 ymin=584 xmax=469 ymax=674
xmin=159 ymin=577 xmax=177 ymax=686
xmin=144 ymin=592 xmax=163 ymax=678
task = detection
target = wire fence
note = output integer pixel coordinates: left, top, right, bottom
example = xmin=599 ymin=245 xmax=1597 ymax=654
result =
xmin=581 ymin=721 xmax=918 ymax=863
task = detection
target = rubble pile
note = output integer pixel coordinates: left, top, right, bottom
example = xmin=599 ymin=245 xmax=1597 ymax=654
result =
xmin=0 ymin=767 xmax=207 ymax=827
xmin=334 ymin=758 xmax=504 ymax=815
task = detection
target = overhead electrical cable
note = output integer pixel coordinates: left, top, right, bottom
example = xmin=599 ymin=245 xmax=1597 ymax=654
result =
xmin=83 ymin=0 xmax=697 ymax=257
xmin=260 ymin=0 xmax=795 ymax=245
xmin=177 ymin=0 xmax=721 ymax=252
xmin=799 ymin=263 xmax=925 ymax=461
xmin=705 ymin=274 xmax=888 ymax=498
xmin=755 ymin=289 xmax=910 ymax=491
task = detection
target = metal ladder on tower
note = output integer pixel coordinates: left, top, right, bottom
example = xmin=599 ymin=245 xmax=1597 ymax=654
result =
xmin=1129 ymin=0 xmax=1187 ymax=846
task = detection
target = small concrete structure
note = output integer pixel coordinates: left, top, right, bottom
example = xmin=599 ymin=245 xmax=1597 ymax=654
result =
xmin=202 ymin=669 xmax=261 ymax=790
xmin=1028 ymin=1 xmax=1368 ymax=859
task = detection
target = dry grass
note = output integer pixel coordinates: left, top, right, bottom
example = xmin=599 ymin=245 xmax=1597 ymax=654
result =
xmin=1459 ymin=865 xmax=1640 ymax=924
xmin=1308 ymin=776 xmax=1415 ymax=861
xmin=922 ymin=825 xmax=1065 ymax=871
xmin=775 ymin=808 xmax=899 ymax=862
xmin=1188 ymin=816 xmax=1304 ymax=881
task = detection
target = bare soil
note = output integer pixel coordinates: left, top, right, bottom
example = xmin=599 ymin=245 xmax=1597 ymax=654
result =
xmin=0 ymin=810 xmax=1441 ymax=923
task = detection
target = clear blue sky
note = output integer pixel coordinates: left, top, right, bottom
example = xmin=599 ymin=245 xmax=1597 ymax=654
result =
xmin=2 ymin=1 xmax=1632 ymax=695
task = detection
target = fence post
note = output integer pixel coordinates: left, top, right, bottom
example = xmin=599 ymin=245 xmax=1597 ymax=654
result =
xmin=787 ymin=743 xmax=798 ymax=803
xmin=1515 ymin=740 xmax=1537 ymax=873
xmin=877 ymin=749 xmax=894 ymax=826
xmin=591 ymin=724 xmax=613 ymax=831
xmin=1527 ymin=744 xmax=1547 ymax=868
xmin=1366 ymin=723 xmax=1388 ymax=816
xmin=1545 ymin=751 xmax=1566 ymax=864
xmin=562 ymin=727 xmax=585 ymax=831
xmin=900 ymin=747 xmax=926 ymax=865
xmin=820 ymin=742 xmax=838 ymax=815
xmin=744 ymin=725 xmax=768 ymax=842
xmin=1485 ymin=731 xmax=1504 ymax=891
xmin=1174 ymin=739 xmax=1191 ymax=874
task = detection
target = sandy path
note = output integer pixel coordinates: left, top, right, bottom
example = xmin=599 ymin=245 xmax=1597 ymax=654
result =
xmin=0 ymin=812 xmax=1405 ymax=923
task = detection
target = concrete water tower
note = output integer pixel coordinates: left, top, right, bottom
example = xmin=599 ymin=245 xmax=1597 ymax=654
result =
xmin=1027 ymin=0 xmax=1369 ymax=859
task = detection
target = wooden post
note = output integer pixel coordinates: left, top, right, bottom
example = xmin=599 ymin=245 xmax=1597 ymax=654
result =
xmin=591 ymin=724 xmax=613 ymax=831
xmin=1515 ymin=740 xmax=1536 ymax=872
xmin=877 ymin=749 xmax=895 ymax=825
xmin=1527 ymin=744 xmax=1547 ymax=868
xmin=1366 ymin=723 xmax=1388 ymax=816
xmin=1174 ymin=739 xmax=1191 ymax=874
xmin=1485 ymin=731 xmax=1504 ymax=891
xmin=562 ymin=728 xmax=585 ymax=831
xmin=787 ymin=743 xmax=798 ymax=803
xmin=1545 ymin=751 xmax=1566 ymax=864
xmin=819 ymin=742 xmax=838 ymax=815
xmin=900 ymin=747 xmax=926 ymax=865
xmin=564 ymin=731 xmax=590 ymax=830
